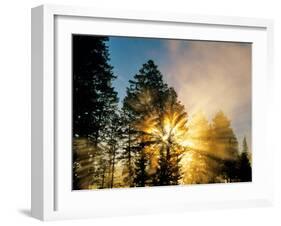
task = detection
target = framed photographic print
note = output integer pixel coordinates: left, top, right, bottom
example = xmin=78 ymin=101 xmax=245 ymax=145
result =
xmin=31 ymin=4 xmax=274 ymax=221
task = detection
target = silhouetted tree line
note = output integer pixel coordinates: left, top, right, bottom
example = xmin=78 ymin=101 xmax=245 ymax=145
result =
xmin=72 ymin=35 xmax=252 ymax=189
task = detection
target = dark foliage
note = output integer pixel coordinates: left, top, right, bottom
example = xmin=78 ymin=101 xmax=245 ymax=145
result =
xmin=72 ymin=35 xmax=118 ymax=189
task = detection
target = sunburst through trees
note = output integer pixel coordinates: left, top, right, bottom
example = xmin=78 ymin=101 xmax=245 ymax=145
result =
xmin=72 ymin=35 xmax=252 ymax=190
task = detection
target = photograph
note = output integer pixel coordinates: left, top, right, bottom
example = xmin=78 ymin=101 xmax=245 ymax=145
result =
xmin=72 ymin=35 xmax=252 ymax=190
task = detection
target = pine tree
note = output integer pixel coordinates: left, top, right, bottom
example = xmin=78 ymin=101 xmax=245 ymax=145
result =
xmin=211 ymin=111 xmax=239 ymax=182
xmin=122 ymin=61 xmax=189 ymax=187
xmin=152 ymin=88 xmax=188 ymax=186
xmin=72 ymin=35 xmax=118 ymax=189
xmin=134 ymin=148 xmax=149 ymax=187
xmin=238 ymin=137 xmax=252 ymax=182
xmin=124 ymin=60 xmax=168 ymax=115
xmin=122 ymin=60 xmax=169 ymax=187
xmin=119 ymin=108 xmax=138 ymax=187
xmin=187 ymin=111 xmax=211 ymax=148
xmin=72 ymin=35 xmax=118 ymax=142
xmin=211 ymin=111 xmax=239 ymax=161
xmin=183 ymin=111 xmax=219 ymax=184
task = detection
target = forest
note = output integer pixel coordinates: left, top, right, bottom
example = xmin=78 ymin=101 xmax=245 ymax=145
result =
xmin=72 ymin=35 xmax=252 ymax=190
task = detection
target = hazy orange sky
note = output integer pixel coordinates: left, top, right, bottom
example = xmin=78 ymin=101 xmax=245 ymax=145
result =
xmin=163 ymin=40 xmax=252 ymax=151
xmin=109 ymin=37 xmax=252 ymax=151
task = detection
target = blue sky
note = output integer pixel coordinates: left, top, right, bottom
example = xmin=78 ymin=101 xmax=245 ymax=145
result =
xmin=108 ymin=37 xmax=170 ymax=101
xmin=107 ymin=36 xmax=252 ymax=151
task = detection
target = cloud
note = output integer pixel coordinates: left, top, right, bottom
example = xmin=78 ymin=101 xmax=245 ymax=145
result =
xmin=162 ymin=40 xmax=252 ymax=149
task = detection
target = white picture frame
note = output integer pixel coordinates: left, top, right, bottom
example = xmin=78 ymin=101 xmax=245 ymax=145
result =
xmin=31 ymin=4 xmax=274 ymax=221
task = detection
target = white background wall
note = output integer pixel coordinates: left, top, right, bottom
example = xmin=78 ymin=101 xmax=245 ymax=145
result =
xmin=0 ymin=0 xmax=280 ymax=225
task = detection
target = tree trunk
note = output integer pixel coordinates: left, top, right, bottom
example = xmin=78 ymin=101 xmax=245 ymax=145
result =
xmin=110 ymin=146 xmax=116 ymax=188
xmin=128 ymin=124 xmax=133 ymax=187
xmin=101 ymin=167 xmax=106 ymax=188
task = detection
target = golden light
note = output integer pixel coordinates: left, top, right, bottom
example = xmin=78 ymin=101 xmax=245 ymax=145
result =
xmin=179 ymin=139 xmax=195 ymax=148
xmin=182 ymin=151 xmax=194 ymax=165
